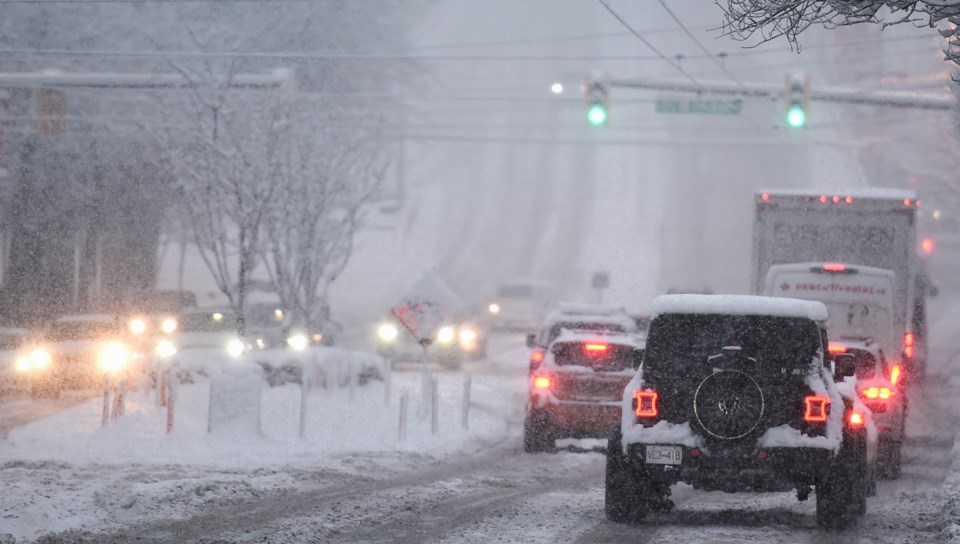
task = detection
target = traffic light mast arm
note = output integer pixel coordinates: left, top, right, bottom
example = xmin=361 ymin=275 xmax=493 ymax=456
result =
xmin=608 ymin=77 xmax=954 ymax=111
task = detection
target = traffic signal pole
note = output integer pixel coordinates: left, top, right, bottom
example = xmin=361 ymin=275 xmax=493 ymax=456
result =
xmin=607 ymin=77 xmax=954 ymax=112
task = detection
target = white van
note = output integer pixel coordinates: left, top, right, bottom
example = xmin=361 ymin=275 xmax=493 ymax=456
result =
xmin=763 ymin=262 xmax=898 ymax=355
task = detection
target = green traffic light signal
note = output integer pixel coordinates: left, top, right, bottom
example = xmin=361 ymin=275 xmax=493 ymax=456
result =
xmin=786 ymin=105 xmax=806 ymax=128
xmin=588 ymin=103 xmax=607 ymax=126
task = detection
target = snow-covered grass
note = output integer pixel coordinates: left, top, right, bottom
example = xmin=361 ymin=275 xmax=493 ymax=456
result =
xmin=0 ymin=346 xmax=527 ymax=540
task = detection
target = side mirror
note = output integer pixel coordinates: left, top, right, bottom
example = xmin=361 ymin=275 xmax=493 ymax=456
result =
xmin=834 ymin=353 xmax=856 ymax=380
xmin=526 ymin=333 xmax=537 ymax=349
xmin=632 ymin=348 xmax=645 ymax=370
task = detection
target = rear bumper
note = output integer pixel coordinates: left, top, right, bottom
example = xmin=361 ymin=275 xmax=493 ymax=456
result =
xmin=532 ymin=400 xmax=620 ymax=438
xmin=625 ymin=443 xmax=831 ymax=491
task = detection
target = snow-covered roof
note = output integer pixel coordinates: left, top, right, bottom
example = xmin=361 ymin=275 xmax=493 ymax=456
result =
xmin=53 ymin=314 xmax=117 ymax=323
xmin=758 ymin=188 xmax=916 ymax=200
xmin=651 ymin=294 xmax=828 ymax=321
xmin=543 ymin=307 xmax=638 ymax=332
xmin=553 ymin=302 xmax=628 ymax=317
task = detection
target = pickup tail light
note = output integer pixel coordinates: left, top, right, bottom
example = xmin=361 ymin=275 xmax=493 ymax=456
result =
xmin=903 ymin=333 xmax=915 ymax=359
xmin=633 ymin=389 xmax=659 ymax=418
xmin=889 ymin=363 xmax=901 ymax=385
xmin=848 ymin=411 xmax=864 ymax=429
xmin=803 ymin=395 xmax=830 ymax=423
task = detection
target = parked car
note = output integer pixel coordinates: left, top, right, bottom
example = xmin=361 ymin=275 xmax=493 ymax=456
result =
xmin=524 ymin=330 xmax=639 ymax=452
xmin=605 ymin=294 xmax=877 ymax=529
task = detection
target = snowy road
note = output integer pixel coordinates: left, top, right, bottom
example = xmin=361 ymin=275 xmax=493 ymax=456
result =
xmin=3 ymin=310 xmax=960 ymax=543
xmin=0 ymin=392 xmax=95 ymax=439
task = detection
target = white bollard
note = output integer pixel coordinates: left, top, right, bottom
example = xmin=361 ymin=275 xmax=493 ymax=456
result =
xmin=398 ymin=393 xmax=408 ymax=442
xmin=166 ymin=368 xmax=175 ymax=434
xmin=461 ymin=375 xmax=471 ymax=431
xmin=430 ymin=378 xmax=439 ymax=436
xmin=299 ymin=369 xmax=309 ymax=439
xmin=101 ymin=376 xmax=112 ymax=428
xmin=382 ymin=357 xmax=391 ymax=406
xmin=348 ymin=360 xmax=355 ymax=403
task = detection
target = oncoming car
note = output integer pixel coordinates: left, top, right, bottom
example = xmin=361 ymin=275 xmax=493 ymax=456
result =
xmin=375 ymin=317 xmax=487 ymax=368
xmin=606 ymin=295 xmax=877 ymax=529
xmin=19 ymin=315 xmax=135 ymax=397
xmin=524 ymin=330 xmax=639 ymax=453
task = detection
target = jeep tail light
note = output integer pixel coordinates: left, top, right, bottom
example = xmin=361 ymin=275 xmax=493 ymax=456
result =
xmin=828 ymin=344 xmax=847 ymax=354
xmin=532 ymin=375 xmax=552 ymax=390
xmin=889 ymin=363 xmax=901 ymax=385
xmin=803 ymin=395 xmax=830 ymax=422
xmin=633 ymin=389 xmax=658 ymax=418
xmin=862 ymin=386 xmax=893 ymax=400
xmin=848 ymin=411 xmax=864 ymax=428
xmin=584 ymin=343 xmax=608 ymax=353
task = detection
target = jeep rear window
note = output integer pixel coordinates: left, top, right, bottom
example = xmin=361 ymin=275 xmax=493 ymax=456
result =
xmin=551 ymin=342 xmax=633 ymax=371
xmin=644 ymin=314 xmax=821 ymax=377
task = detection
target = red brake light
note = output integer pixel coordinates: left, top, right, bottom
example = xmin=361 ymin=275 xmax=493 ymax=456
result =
xmin=823 ymin=263 xmax=846 ymax=272
xmin=832 ymin=195 xmax=841 ymax=204
xmin=848 ymin=411 xmax=864 ymax=428
xmin=845 ymin=196 xmax=854 ymax=204
xmin=903 ymin=333 xmax=915 ymax=359
xmin=828 ymin=344 xmax=847 ymax=354
xmin=819 ymin=195 xmax=828 ymax=203
xmin=921 ymin=238 xmax=934 ymax=255
xmin=584 ymin=343 xmax=608 ymax=353
xmin=804 ymin=395 xmax=830 ymax=422
xmin=533 ymin=375 xmax=552 ymax=389
xmin=530 ymin=350 xmax=544 ymax=364
xmin=890 ymin=363 xmax=901 ymax=385
xmin=904 ymin=198 xmax=912 ymax=207
xmin=861 ymin=386 xmax=892 ymax=400
xmin=760 ymin=192 xmax=770 ymax=202
xmin=633 ymin=389 xmax=659 ymax=418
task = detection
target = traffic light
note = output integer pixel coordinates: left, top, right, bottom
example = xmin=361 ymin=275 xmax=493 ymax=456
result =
xmin=585 ymin=81 xmax=609 ymax=126
xmin=784 ymin=75 xmax=810 ymax=129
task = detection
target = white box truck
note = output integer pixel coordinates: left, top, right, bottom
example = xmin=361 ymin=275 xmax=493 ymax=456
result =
xmin=752 ymin=189 xmax=931 ymax=378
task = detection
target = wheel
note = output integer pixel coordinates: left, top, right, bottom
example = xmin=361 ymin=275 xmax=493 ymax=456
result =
xmin=877 ymin=440 xmax=903 ymax=480
xmin=523 ymin=410 xmax=554 ymax=453
xmin=604 ymin=425 xmax=671 ymax=522
xmin=816 ymin=433 xmax=866 ymax=529
xmin=605 ymin=425 xmax=645 ymax=523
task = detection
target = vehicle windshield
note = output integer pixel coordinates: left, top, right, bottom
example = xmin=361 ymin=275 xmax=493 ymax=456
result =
xmin=825 ymin=303 xmax=894 ymax=344
xmin=47 ymin=321 xmax=120 ymax=341
xmin=544 ymin=321 xmax=628 ymax=345
xmin=178 ymin=312 xmax=235 ymax=333
xmin=551 ymin=341 xmax=633 ymax=371
xmin=0 ymin=334 xmax=25 ymax=350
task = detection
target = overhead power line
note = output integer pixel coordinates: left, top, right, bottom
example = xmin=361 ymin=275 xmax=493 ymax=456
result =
xmin=596 ymin=0 xmax=701 ymax=88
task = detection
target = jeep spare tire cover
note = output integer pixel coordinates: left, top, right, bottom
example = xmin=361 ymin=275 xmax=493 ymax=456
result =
xmin=693 ymin=370 xmax=765 ymax=440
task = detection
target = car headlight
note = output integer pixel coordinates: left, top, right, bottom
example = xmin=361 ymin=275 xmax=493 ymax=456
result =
xmin=99 ymin=342 xmax=130 ymax=373
xmin=15 ymin=355 xmax=31 ymax=373
xmin=287 ymin=334 xmax=309 ymax=351
xmin=436 ymin=326 xmax=455 ymax=345
xmin=226 ymin=338 xmax=246 ymax=358
xmin=29 ymin=348 xmax=52 ymax=369
xmin=378 ymin=323 xmax=399 ymax=343
xmin=129 ymin=317 xmax=147 ymax=336
xmin=488 ymin=303 xmax=500 ymax=315
xmin=160 ymin=318 xmax=178 ymax=334
xmin=459 ymin=328 xmax=478 ymax=343
xmin=156 ymin=340 xmax=177 ymax=358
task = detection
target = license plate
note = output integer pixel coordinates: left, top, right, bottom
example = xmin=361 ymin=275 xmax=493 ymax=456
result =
xmin=644 ymin=445 xmax=682 ymax=465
